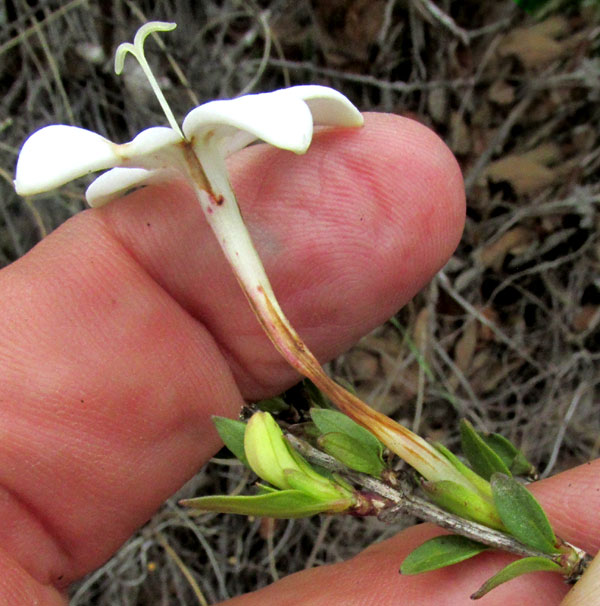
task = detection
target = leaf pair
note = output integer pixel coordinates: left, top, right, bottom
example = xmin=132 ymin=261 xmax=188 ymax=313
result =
xmin=401 ymin=471 xmax=560 ymax=597
xmin=402 ymin=535 xmax=560 ymax=600
xmin=212 ymin=405 xmax=387 ymax=479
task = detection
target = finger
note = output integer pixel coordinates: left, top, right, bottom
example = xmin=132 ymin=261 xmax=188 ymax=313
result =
xmin=535 ymin=460 xmax=600 ymax=606
xmin=97 ymin=112 xmax=466 ymax=398
xmin=0 ymin=113 xmax=464 ymax=588
xmin=220 ymin=526 xmax=566 ymax=606
xmin=219 ymin=460 xmax=600 ymax=606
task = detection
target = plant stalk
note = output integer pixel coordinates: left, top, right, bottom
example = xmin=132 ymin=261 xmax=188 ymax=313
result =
xmin=186 ymin=142 xmax=475 ymax=491
xmin=286 ymin=433 xmax=591 ymax=576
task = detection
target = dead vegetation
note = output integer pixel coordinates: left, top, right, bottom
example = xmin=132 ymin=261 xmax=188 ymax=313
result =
xmin=1 ymin=0 xmax=599 ymax=604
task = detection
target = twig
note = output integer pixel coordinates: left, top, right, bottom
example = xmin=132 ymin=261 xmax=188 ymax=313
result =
xmin=264 ymin=517 xmax=280 ymax=582
xmin=30 ymin=8 xmax=75 ymax=125
xmin=305 ymin=516 xmax=333 ymax=569
xmin=540 ymin=383 xmax=588 ymax=479
xmin=157 ymin=531 xmax=209 ymax=606
xmin=166 ymin=502 xmax=231 ymax=601
xmin=267 ymin=58 xmax=474 ymax=94
xmin=436 ymin=270 xmax=546 ymax=373
xmin=285 ymin=434 xmax=570 ymax=562
xmin=411 ymin=0 xmax=470 ymax=45
xmin=0 ymin=0 xmax=87 ymax=57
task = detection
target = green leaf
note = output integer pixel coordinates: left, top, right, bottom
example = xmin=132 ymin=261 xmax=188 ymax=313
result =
xmin=255 ymin=396 xmax=289 ymax=413
xmin=255 ymin=483 xmax=278 ymax=494
xmin=284 ymin=469 xmax=354 ymax=507
xmin=180 ymin=489 xmax=338 ymax=519
xmin=479 ymin=433 xmax=537 ymax=478
xmin=460 ymin=419 xmax=512 ymax=481
xmin=422 ymin=480 xmax=504 ymax=530
xmin=491 ymin=473 xmax=559 ymax=554
xmin=471 ymin=556 xmax=562 ymax=599
xmin=401 ymin=535 xmax=488 ymax=574
xmin=512 ymin=0 xmax=553 ymax=14
xmin=318 ymin=432 xmax=385 ymax=477
xmin=433 ymin=442 xmax=493 ymax=500
xmin=213 ymin=416 xmax=248 ymax=466
xmin=311 ymin=408 xmax=384 ymax=462
xmin=302 ymin=379 xmax=333 ymax=409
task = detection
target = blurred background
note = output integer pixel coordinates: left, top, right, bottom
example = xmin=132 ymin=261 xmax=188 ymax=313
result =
xmin=1 ymin=0 xmax=599 ymax=603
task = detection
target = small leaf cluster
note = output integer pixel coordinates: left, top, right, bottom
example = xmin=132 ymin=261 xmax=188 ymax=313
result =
xmin=180 ymin=381 xmax=581 ymax=600
xmin=180 ymin=378 xmax=393 ymax=520
xmin=181 ymin=411 xmax=358 ymax=518
xmin=402 ymin=420 xmax=569 ymax=598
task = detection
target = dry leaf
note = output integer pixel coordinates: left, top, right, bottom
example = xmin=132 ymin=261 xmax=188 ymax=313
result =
xmin=498 ymin=16 xmax=569 ymax=68
xmin=486 ymin=156 xmax=555 ymax=194
xmin=413 ymin=307 xmax=429 ymax=353
xmin=259 ymin=517 xmax=280 ymax=540
xmin=488 ymin=79 xmax=515 ymax=105
xmin=528 ymin=15 xmax=570 ymax=38
xmin=454 ymin=320 xmax=478 ymax=375
xmin=485 ymin=143 xmax=562 ymax=195
xmin=572 ymin=306 xmax=600 ymax=333
xmin=346 ymin=349 xmax=380 ymax=381
xmin=449 ymin=111 xmax=471 ymax=155
xmin=311 ymin=0 xmax=385 ymax=65
xmin=478 ymin=227 xmax=536 ymax=270
xmin=428 ymin=87 xmax=448 ymax=123
xmin=521 ymin=142 xmax=561 ymax=164
xmin=477 ymin=306 xmax=500 ymax=341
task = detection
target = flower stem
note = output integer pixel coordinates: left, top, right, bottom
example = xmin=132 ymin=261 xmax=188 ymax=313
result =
xmin=188 ymin=142 xmax=475 ymax=491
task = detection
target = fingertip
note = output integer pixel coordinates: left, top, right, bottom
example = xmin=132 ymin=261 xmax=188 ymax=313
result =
xmin=359 ymin=112 xmax=466 ymax=268
xmin=221 ymin=111 xmax=467 ymax=394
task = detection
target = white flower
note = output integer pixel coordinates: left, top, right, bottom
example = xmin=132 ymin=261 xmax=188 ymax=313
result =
xmin=13 ymin=21 xmax=478 ymax=492
xmin=15 ymin=34 xmax=362 ymax=204
xmin=14 ymin=84 xmax=363 ymax=203
xmin=13 ymin=24 xmax=363 ymax=357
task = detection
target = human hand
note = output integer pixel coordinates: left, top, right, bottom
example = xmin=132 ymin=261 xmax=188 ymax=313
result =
xmin=0 ymin=113 xmax=596 ymax=605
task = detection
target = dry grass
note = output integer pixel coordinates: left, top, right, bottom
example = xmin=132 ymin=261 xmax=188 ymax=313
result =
xmin=1 ymin=0 xmax=599 ymax=604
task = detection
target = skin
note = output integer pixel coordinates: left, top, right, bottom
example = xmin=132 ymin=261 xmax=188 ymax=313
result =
xmin=0 ymin=113 xmax=597 ymax=605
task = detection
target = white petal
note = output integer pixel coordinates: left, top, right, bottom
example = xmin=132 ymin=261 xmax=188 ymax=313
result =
xmin=119 ymin=126 xmax=183 ymax=161
xmin=281 ymin=85 xmax=364 ymax=128
xmin=182 ymin=89 xmax=314 ymax=156
xmin=182 ymin=86 xmax=363 ymax=158
xmin=112 ymin=126 xmax=187 ymax=177
xmin=85 ymin=166 xmax=182 ymax=207
xmin=14 ymin=125 xmax=119 ymax=196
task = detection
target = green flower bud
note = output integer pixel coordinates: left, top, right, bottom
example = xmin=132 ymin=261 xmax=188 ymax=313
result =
xmin=244 ymin=411 xmax=304 ymax=490
xmin=243 ymin=411 xmax=356 ymax=508
xmin=422 ymin=479 xmax=504 ymax=530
